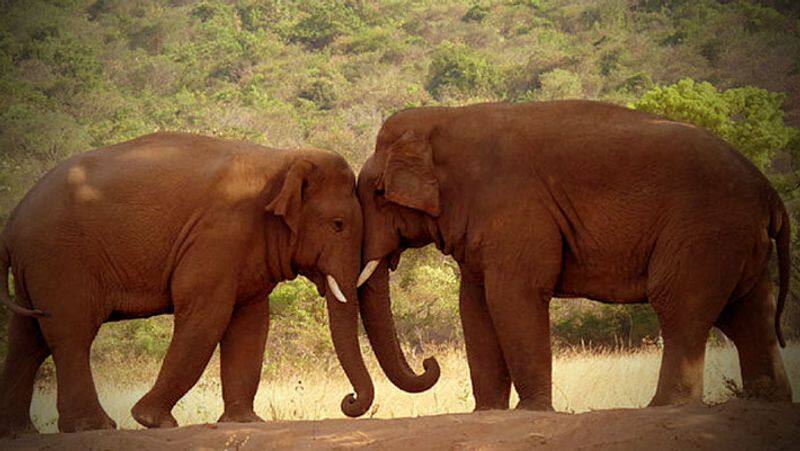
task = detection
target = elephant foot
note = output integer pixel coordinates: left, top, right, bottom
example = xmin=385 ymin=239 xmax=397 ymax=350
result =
xmin=648 ymin=387 xmax=702 ymax=407
xmin=515 ymin=397 xmax=553 ymax=411
xmin=59 ymin=411 xmax=116 ymax=433
xmin=131 ymin=400 xmax=178 ymax=429
xmin=648 ymin=397 xmax=703 ymax=408
xmin=218 ymin=408 xmax=265 ymax=424
xmin=473 ymin=400 xmax=510 ymax=411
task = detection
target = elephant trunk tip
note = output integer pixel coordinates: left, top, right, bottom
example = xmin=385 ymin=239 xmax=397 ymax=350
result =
xmin=396 ymin=356 xmax=441 ymax=393
xmin=416 ymin=356 xmax=441 ymax=392
xmin=340 ymin=391 xmax=373 ymax=418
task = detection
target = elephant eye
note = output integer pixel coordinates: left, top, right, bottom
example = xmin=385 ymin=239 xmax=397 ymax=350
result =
xmin=374 ymin=188 xmax=385 ymax=196
xmin=332 ymin=218 xmax=345 ymax=232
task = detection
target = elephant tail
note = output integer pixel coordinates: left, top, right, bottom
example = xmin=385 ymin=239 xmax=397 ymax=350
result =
xmin=0 ymin=232 xmax=47 ymax=318
xmin=771 ymin=201 xmax=790 ymax=348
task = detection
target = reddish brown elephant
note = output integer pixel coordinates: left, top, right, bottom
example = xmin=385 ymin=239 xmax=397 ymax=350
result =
xmin=355 ymin=100 xmax=793 ymax=411
xmin=0 ymin=132 xmax=373 ymax=436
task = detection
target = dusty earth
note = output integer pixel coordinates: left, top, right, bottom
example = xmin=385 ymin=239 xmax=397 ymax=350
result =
xmin=1 ymin=401 xmax=798 ymax=450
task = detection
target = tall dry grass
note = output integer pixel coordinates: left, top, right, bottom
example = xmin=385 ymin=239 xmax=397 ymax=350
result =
xmin=28 ymin=344 xmax=800 ymax=433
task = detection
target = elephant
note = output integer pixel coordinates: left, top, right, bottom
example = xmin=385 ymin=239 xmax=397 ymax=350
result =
xmin=0 ymin=132 xmax=373 ymax=436
xmin=354 ymin=100 xmax=793 ymax=411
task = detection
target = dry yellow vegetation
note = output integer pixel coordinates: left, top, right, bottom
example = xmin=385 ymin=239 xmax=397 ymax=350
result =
xmin=28 ymin=343 xmax=800 ymax=433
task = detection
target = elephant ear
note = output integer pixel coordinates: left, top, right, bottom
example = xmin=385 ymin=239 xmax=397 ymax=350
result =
xmin=381 ymin=130 xmax=441 ymax=217
xmin=265 ymin=158 xmax=316 ymax=239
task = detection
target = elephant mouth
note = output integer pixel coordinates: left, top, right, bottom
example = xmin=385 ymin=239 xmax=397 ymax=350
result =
xmin=302 ymin=270 xmax=349 ymax=303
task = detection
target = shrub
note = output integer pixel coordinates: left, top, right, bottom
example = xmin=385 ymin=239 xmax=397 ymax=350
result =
xmin=288 ymin=1 xmax=363 ymax=50
xmin=93 ymin=316 xmax=174 ymax=360
xmin=634 ymin=78 xmax=796 ymax=170
xmin=237 ymin=0 xmax=295 ymax=34
xmin=534 ymin=68 xmax=584 ymax=101
xmin=509 ymin=0 xmax=543 ymax=9
xmin=338 ymin=26 xmax=406 ymax=62
xmin=618 ymin=72 xmax=654 ymax=95
xmin=270 ymin=278 xmax=323 ymax=320
xmin=391 ymin=261 xmax=462 ymax=347
xmin=551 ymin=300 xmax=660 ymax=349
xmin=426 ymin=41 xmax=499 ymax=99
xmin=462 ymin=3 xmax=491 ymax=23
xmin=298 ymin=74 xmax=340 ymax=110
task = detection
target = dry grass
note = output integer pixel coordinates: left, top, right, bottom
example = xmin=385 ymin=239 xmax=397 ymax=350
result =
xmin=29 ymin=344 xmax=800 ymax=433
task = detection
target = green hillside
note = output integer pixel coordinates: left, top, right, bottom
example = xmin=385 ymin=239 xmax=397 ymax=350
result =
xmin=1 ymin=0 xmax=799 ymax=364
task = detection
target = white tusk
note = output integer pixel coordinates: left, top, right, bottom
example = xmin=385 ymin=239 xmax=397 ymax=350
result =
xmin=326 ymin=275 xmax=348 ymax=303
xmin=357 ymin=260 xmax=380 ymax=287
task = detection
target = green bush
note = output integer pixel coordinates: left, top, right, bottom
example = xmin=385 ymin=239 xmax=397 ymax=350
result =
xmin=338 ymin=26 xmax=406 ymax=62
xmin=510 ymin=0 xmax=543 ymax=9
xmin=297 ymin=69 xmax=343 ymax=110
xmin=93 ymin=316 xmax=173 ymax=360
xmin=634 ymin=78 xmax=797 ymax=170
xmin=269 ymin=278 xmax=322 ymax=319
xmin=532 ymin=68 xmax=584 ymax=101
xmin=551 ymin=300 xmax=660 ymax=349
xmin=618 ymin=72 xmax=654 ymax=95
xmin=462 ymin=3 xmax=491 ymax=23
xmin=426 ymin=41 xmax=500 ymax=99
xmin=391 ymin=262 xmax=462 ymax=347
xmin=288 ymin=1 xmax=364 ymax=50
xmin=237 ymin=0 xmax=296 ymax=34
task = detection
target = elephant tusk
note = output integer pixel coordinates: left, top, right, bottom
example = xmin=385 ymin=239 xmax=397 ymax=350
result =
xmin=357 ymin=260 xmax=380 ymax=287
xmin=327 ymin=275 xmax=348 ymax=303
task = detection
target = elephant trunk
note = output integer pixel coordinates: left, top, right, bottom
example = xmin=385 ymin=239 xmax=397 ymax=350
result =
xmin=359 ymin=259 xmax=440 ymax=392
xmin=325 ymin=285 xmax=374 ymax=417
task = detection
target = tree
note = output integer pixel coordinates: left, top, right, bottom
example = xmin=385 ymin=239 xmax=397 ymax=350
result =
xmin=633 ymin=78 xmax=796 ymax=170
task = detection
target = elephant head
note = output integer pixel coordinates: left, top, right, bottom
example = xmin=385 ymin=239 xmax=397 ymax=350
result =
xmin=267 ymin=150 xmax=373 ymax=417
xmin=355 ymin=116 xmax=444 ymax=394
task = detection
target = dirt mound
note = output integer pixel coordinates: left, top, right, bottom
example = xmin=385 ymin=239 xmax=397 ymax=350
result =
xmin=2 ymin=401 xmax=799 ymax=450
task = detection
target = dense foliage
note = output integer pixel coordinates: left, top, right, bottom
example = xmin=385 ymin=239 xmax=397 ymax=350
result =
xmin=1 ymin=0 xmax=799 ymax=366
xmin=634 ymin=78 xmax=797 ymax=170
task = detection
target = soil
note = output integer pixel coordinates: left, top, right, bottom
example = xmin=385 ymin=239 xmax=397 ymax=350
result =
xmin=1 ymin=400 xmax=799 ymax=450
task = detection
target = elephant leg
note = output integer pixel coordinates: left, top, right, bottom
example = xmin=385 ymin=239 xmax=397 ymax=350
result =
xmin=648 ymin=318 xmax=713 ymax=406
xmin=22 ymin=267 xmax=115 ymax=433
xmin=0 ymin=314 xmax=50 ymax=437
xmin=483 ymin=270 xmax=554 ymax=411
xmin=459 ymin=275 xmax=511 ymax=410
xmin=716 ymin=271 xmax=791 ymax=401
xmin=218 ymin=297 xmax=270 ymax=423
xmin=47 ymin=325 xmax=116 ymax=433
xmin=132 ymin=263 xmax=235 ymax=429
xmin=647 ymin=239 xmax=741 ymax=406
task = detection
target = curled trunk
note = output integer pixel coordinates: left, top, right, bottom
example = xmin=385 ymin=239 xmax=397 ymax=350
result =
xmin=326 ymin=290 xmax=374 ymax=417
xmin=359 ymin=260 xmax=440 ymax=392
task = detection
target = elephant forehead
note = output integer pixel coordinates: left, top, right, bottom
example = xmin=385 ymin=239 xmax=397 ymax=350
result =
xmin=357 ymin=156 xmax=385 ymax=186
xmin=323 ymin=167 xmax=357 ymax=190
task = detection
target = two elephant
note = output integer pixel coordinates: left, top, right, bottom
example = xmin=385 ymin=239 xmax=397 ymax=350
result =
xmin=0 ymin=100 xmax=793 ymax=436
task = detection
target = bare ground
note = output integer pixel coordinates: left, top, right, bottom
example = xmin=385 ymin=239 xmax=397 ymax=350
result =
xmin=1 ymin=401 xmax=799 ymax=450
